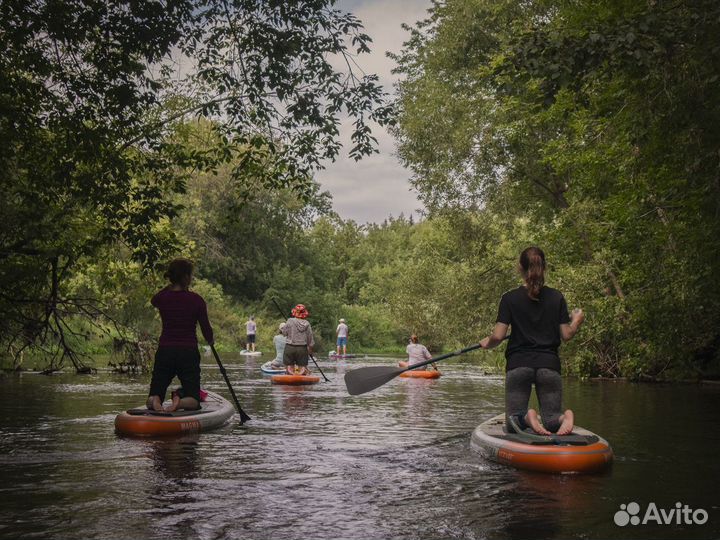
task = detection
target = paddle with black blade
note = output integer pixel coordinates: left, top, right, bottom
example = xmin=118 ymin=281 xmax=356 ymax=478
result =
xmin=270 ymin=298 xmax=330 ymax=382
xmin=345 ymin=337 xmax=509 ymax=396
xmin=210 ymin=344 xmax=251 ymax=424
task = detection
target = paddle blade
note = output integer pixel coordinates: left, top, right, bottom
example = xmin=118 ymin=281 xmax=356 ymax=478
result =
xmin=344 ymin=366 xmax=404 ymax=396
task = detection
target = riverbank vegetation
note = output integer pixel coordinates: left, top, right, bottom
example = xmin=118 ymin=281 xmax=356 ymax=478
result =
xmin=2 ymin=0 xmax=719 ymax=380
xmin=390 ymin=0 xmax=720 ymax=379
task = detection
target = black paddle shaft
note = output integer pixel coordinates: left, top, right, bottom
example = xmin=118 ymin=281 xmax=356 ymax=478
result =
xmin=211 ymin=345 xmax=251 ymax=424
xmin=403 ymin=343 xmax=482 ymax=371
xmin=344 ymin=336 xmax=510 ymax=396
xmin=403 ymin=335 xmax=510 ymax=371
xmin=271 ymin=298 xmax=330 ymax=382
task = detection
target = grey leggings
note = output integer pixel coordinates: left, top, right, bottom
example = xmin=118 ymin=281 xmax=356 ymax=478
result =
xmin=505 ymin=367 xmax=563 ymax=433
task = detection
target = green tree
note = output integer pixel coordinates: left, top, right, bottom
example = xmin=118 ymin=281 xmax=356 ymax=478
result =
xmin=391 ymin=0 xmax=720 ymax=378
xmin=1 ymin=1 xmax=392 ymax=370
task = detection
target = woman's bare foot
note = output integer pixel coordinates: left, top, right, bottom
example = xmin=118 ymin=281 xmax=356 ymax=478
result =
xmin=164 ymin=394 xmax=181 ymax=412
xmin=557 ymin=409 xmax=575 ymax=435
xmin=146 ymin=396 xmax=163 ymax=411
xmin=525 ymin=409 xmax=552 ymax=435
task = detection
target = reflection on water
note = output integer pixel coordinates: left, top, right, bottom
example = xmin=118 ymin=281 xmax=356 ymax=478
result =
xmin=143 ymin=436 xmax=203 ymax=538
xmin=148 ymin=436 xmax=201 ymax=480
xmin=0 ymin=354 xmax=719 ymax=540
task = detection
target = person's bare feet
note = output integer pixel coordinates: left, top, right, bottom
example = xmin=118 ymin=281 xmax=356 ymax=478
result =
xmin=525 ymin=409 xmax=552 ymax=435
xmin=164 ymin=394 xmax=181 ymax=412
xmin=146 ymin=396 xmax=163 ymax=411
xmin=557 ymin=409 xmax=575 ymax=435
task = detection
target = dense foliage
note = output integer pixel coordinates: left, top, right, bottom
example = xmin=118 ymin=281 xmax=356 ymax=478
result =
xmin=1 ymin=0 xmax=391 ymax=371
xmin=390 ymin=0 xmax=720 ymax=378
xmin=3 ymin=0 xmax=718 ymax=381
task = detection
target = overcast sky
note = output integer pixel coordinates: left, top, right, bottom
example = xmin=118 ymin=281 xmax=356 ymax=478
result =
xmin=315 ymin=0 xmax=432 ymax=224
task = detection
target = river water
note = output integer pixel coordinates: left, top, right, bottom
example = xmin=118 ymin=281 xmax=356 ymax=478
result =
xmin=0 ymin=353 xmax=718 ymax=540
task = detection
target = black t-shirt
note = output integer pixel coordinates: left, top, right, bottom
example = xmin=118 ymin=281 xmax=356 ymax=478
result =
xmin=496 ymin=285 xmax=570 ymax=372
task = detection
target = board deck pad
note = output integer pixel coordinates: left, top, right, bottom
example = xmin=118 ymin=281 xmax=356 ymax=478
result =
xmin=500 ymin=431 xmax=598 ymax=446
xmin=126 ymin=408 xmax=211 ymax=417
xmin=502 ymin=414 xmax=596 ymax=445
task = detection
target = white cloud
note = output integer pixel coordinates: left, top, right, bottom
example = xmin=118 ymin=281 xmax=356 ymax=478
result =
xmin=315 ymin=0 xmax=432 ymax=224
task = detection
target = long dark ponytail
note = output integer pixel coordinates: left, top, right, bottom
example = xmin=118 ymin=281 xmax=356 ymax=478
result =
xmin=519 ymin=247 xmax=546 ymax=300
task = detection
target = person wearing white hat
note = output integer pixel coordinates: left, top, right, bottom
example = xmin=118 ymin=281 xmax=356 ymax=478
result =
xmin=336 ymin=318 xmax=349 ymax=356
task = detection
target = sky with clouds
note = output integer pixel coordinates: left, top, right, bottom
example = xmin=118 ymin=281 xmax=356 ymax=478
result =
xmin=314 ymin=0 xmax=432 ymax=224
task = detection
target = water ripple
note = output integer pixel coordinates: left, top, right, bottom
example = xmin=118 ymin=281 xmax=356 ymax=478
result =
xmin=1 ymin=356 xmax=719 ymax=539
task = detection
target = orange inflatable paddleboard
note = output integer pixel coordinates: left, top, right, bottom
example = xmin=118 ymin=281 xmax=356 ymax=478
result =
xmin=271 ymin=374 xmax=320 ymax=385
xmin=398 ymin=361 xmax=441 ymax=379
xmin=471 ymin=414 xmax=613 ymax=474
xmin=114 ymin=391 xmax=234 ymax=437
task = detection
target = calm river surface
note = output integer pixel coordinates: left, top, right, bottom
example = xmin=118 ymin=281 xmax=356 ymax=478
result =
xmin=1 ymin=353 xmax=718 ymax=540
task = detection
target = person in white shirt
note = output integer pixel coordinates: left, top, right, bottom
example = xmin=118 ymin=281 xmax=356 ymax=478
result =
xmin=245 ymin=316 xmax=257 ymax=352
xmin=271 ymin=323 xmax=286 ymax=368
xmin=336 ymin=318 xmax=349 ymax=356
xmin=406 ymin=334 xmax=433 ymax=369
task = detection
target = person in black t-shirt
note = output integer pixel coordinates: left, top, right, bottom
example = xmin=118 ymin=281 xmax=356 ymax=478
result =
xmin=479 ymin=247 xmax=585 ymax=435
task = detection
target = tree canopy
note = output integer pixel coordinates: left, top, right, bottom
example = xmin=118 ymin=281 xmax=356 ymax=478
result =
xmin=1 ymin=0 xmax=392 ymax=370
xmin=390 ymin=0 xmax=720 ymax=378
xmin=3 ymin=0 xmax=718 ymax=381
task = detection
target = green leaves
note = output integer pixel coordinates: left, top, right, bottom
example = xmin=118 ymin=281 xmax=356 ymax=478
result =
xmin=1 ymin=0 xmax=392 ymax=365
xmin=390 ymin=0 xmax=720 ymax=379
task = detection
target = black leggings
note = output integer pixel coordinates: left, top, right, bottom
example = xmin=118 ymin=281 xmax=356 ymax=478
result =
xmin=149 ymin=347 xmax=201 ymax=402
xmin=505 ymin=367 xmax=563 ymax=433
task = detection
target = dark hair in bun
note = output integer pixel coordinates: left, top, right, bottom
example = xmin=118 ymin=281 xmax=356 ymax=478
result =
xmin=165 ymin=258 xmax=193 ymax=287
